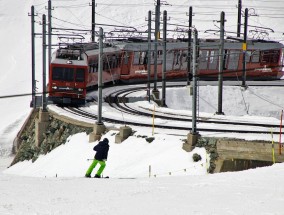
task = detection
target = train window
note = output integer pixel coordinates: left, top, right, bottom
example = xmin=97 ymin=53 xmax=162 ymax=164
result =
xmin=150 ymin=51 xmax=155 ymax=64
xmin=272 ymin=50 xmax=280 ymax=63
xmin=133 ymin=52 xmax=147 ymax=65
xmin=199 ymin=50 xmax=209 ymax=70
xmin=166 ymin=52 xmax=174 ymax=70
xmin=180 ymin=52 xmax=188 ymax=70
xmin=260 ymin=50 xmax=279 ymax=63
xmin=52 ymin=67 xmax=62 ymax=80
xmin=103 ymin=58 xmax=108 ymax=71
xmin=112 ymin=55 xmax=117 ymax=68
xmin=133 ymin=52 xmax=140 ymax=65
xmin=124 ymin=52 xmax=129 ymax=64
xmin=245 ymin=51 xmax=251 ymax=63
xmin=75 ymin=69 xmax=85 ymax=82
xmin=227 ymin=50 xmax=240 ymax=70
xmin=173 ymin=50 xmax=181 ymax=67
xmin=105 ymin=55 xmax=112 ymax=70
xmin=251 ymin=51 xmax=260 ymax=63
xmin=52 ymin=67 xmax=74 ymax=81
xmin=140 ymin=52 xmax=147 ymax=65
xmin=208 ymin=50 xmax=218 ymax=70
xmin=223 ymin=50 xmax=228 ymax=70
xmin=64 ymin=68 xmax=74 ymax=81
xmin=261 ymin=51 xmax=271 ymax=63
xmin=94 ymin=62 xmax=98 ymax=72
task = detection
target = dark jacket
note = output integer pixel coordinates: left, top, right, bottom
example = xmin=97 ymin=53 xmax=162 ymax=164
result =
xmin=93 ymin=138 xmax=109 ymax=161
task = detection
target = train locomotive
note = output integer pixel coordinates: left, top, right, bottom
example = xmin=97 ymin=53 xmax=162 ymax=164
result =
xmin=48 ymin=38 xmax=284 ymax=105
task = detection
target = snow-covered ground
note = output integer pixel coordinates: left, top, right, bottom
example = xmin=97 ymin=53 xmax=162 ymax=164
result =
xmin=1 ymin=1 xmax=284 ymax=214
xmin=2 ymin=85 xmax=284 ymax=215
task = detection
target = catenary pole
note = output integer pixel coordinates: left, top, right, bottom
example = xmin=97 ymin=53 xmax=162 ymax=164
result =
xmin=237 ymin=0 xmax=242 ymax=37
xmin=161 ymin=10 xmax=167 ymax=107
xmin=187 ymin=6 xmax=192 ymax=85
xmin=191 ymin=29 xmax=198 ymax=134
xmin=153 ymin=0 xmax=160 ymax=92
xmin=42 ymin=14 xmax=47 ymax=112
xmin=97 ymin=27 xmax=103 ymax=124
xmin=48 ymin=0 xmax=52 ymax=69
xmin=216 ymin=11 xmax=225 ymax=115
xmin=30 ymin=6 xmax=36 ymax=108
xmin=242 ymin=8 xmax=248 ymax=88
xmin=91 ymin=0 xmax=96 ymax=42
xmin=147 ymin=10 xmax=152 ymax=102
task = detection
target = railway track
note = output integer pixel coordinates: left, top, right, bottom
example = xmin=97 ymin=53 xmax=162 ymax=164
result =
xmin=60 ymin=84 xmax=282 ymax=135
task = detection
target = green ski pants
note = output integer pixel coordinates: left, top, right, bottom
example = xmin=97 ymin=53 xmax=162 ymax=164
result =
xmin=86 ymin=159 xmax=106 ymax=176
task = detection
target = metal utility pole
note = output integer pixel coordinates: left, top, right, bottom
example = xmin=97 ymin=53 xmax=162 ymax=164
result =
xmin=97 ymin=27 xmax=103 ymax=124
xmin=242 ymin=8 xmax=248 ymax=88
xmin=48 ymin=0 xmax=52 ymax=68
xmin=187 ymin=6 xmax=193 ymax=85
xmin=30 ymin=6 xmax=36 ymax=108
xmin=153 ymin=0 xmax=160 ymax=93
xmin=147 ymin=10 xmax=152 ymax=102
xmin=161 ymin=10 xmax=167 ymax=107
xmin=191 ymin=29 xmax=198 ymax=134
xmin=237 ymin=0 xmax=242 ymax=37
xmin=42 ymin=14 xmax=47 ymax=112
xmin=216 ymin=11 xmax=225 ymax=115
xmin=91 ymin=0 xmax=96 ymax=42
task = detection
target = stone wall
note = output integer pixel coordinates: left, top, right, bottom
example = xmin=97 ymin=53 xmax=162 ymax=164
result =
xmin=10 ymin=115 xmax=92 ymax=166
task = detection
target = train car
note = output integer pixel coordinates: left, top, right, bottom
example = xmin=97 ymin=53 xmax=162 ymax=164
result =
xmin=48 ymin=39 xmax=284 ymax=105
xmin=48 ymin=45 xmax=88 ymax=105
xmin=48 ymin=43 xmax=122 ymax=105
xmin=197 ymin=39 xmax=284 ymax=80
xmin=118 ymin=40 xmax=189 ymax=83
xmin=119 ymin=38 xmax=284 ymax=82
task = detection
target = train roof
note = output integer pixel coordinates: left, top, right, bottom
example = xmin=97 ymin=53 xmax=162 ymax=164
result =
xmin=52 ymin=38 xmax=284 ymax=62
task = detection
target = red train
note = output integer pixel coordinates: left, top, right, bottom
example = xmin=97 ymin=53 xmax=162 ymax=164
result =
xmin=48 ymin=39 xmax=284 ymax=105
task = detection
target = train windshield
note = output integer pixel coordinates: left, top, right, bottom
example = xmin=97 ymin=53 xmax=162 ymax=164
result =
xmin=52 ymin=67 xmax=85 ymax=82
xmin=75 ymin=68 xmax=85 ymax=82
xmin=52 ymin=67 xmax=74 ymax=81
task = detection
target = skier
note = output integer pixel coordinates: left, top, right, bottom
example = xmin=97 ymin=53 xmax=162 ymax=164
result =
xmin=85 ymin=138 xmax=109 ymax=178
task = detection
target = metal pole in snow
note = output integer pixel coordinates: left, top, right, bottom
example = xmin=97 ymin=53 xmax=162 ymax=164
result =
xmin=147 ymin=10 xmax=151 ymax=103
xmin=161 ymin=10 xmax=167 ymax=107
xmin=42 ymin=14 xmax=47 ymax=112
xmin=31 ymin=6 xmax=36 ymax=108
xmin=241 ymin=8 xmax=248 ymax=88
xmin=216 ymin=11 xmax=225 ymax=115
xmin=48 ymin=0 xmax=52 ymax=70
xmin=97 ymin=27 xmax=103 ymax=124
xmin=153 ymin=0 xmax=160 ymax=92
xmin=191 ymin=29 xmax=198 ymax=134
xmin=187 ymin=6 xmax=192 ymax=85
xmin=91 ymin=0 xmax=96 ymax=42
xmin=237 ymin=0 xmax=242 ymax=38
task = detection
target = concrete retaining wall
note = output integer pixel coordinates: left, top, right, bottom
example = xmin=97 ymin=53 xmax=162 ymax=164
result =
xmin=215 ymin=139 xmax=284 ymax=172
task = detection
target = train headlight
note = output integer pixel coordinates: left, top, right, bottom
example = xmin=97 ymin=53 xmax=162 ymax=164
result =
xmin=67 ymin=60 xmax=73 ymax=64
xmin=52 ymin=86 xmax=58 ymax=90
xmin=78 ymin=88 xmax=83 ymax=92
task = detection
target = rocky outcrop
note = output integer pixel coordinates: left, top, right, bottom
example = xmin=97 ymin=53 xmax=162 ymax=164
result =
xmin=10 ymin=115 xmax=92 ymax=166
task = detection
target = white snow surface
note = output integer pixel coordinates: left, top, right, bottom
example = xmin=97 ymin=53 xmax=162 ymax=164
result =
xmin=1 ymin=0 xmax=284 ymax=214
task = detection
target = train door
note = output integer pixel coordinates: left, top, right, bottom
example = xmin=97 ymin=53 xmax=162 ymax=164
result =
xmin=121 ymin=51 xmax=131 ymax=75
